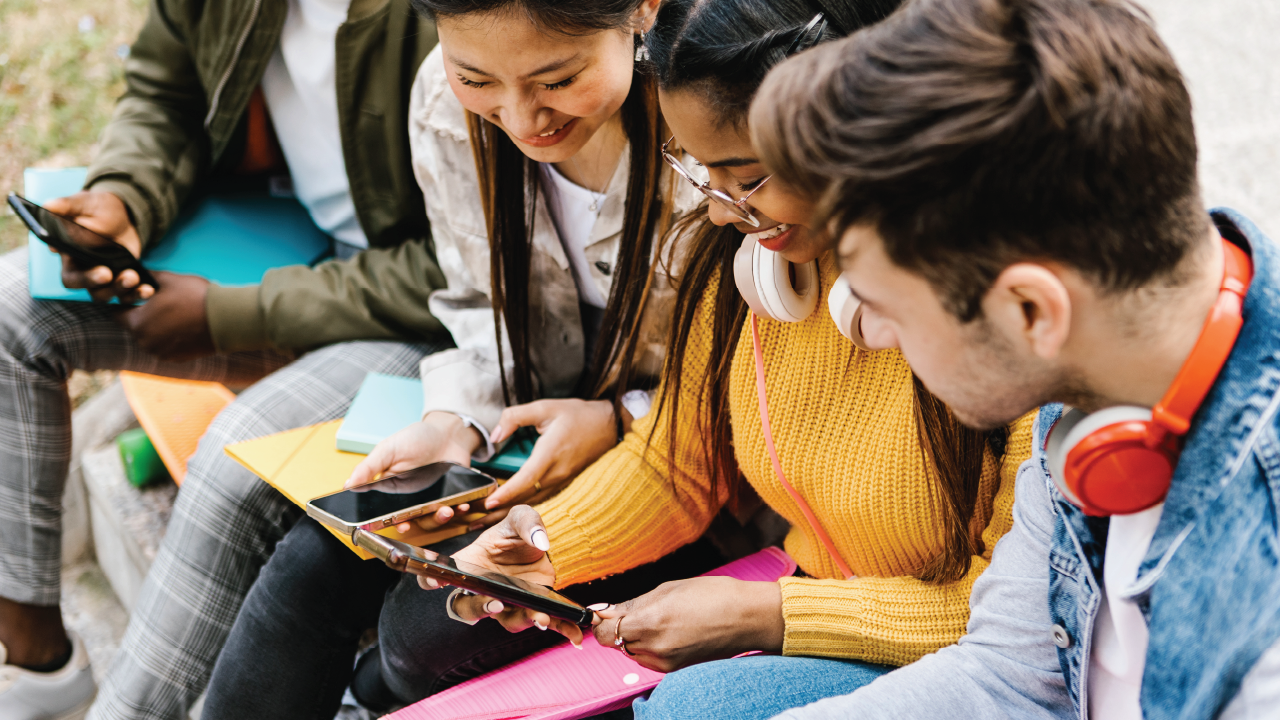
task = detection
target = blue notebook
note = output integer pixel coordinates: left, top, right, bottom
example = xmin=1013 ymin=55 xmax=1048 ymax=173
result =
xmin=23 ymin=167 xmax=333 ymax=301
xmin=337 ymin=372 xmax=533 ymax=476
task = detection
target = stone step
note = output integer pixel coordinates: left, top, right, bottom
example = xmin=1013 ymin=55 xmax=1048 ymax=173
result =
xmin=79 ymin=396 xmax=178 ymax=611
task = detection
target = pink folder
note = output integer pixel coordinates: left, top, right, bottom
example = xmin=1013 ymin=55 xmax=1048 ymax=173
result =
xmin=385 ymin=546 xmax=796 ymax=720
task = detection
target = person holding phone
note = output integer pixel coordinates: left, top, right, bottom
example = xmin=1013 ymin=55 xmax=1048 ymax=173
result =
xmin=198 ymin=2 xmax=1034 ymax=719
xmin=192 ymin=0 xmax=724 ymax=717
xmin=432 ymin=2 xmax=1043 ymax=718
xmin=0 ymin=3 xmax=454 ymax=718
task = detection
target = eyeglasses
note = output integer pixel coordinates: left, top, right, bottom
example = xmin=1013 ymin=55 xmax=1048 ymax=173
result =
xmin=662 ymin=137 xmax=772 ymax=228
xmin=659 ymin=14 xmax=829 ymax=228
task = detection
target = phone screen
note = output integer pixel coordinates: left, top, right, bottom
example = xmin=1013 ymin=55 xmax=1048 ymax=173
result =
xmin=310 ymin=462 xmax=494 ymax=524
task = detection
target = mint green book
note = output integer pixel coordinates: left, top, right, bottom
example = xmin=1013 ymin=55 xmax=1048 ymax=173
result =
xmin=337 ymin=372 xmax=533 ymax=476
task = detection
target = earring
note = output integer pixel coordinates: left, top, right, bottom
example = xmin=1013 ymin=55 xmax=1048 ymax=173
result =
xmin=635 ymin=31 xmax=649 ymax=62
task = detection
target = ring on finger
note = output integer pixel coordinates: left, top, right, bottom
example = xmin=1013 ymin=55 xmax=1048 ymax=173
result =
xmin=533 ymin=480 xmax=543 ymax=493
xmin=613 ymin=616 xmax=635 ymax=656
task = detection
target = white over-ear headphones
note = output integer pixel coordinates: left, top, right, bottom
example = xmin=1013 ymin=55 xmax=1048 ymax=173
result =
xmin=733 ymin=232 xmax=870 ymax=349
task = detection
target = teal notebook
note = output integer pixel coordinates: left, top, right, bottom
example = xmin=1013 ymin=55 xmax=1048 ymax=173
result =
xmin=24 ymin=167 xmax=333 ymax=302
xmin=337 ymin=372 xmax=533 ymax=477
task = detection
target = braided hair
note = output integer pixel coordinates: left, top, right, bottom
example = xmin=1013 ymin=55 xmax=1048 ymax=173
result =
xmin=645 ymin=0 xmax=901 ymax=126
xmin=647 ymin=0 xmax=1013 ymax=584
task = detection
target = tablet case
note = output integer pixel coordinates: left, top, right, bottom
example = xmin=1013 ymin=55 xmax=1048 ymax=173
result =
xmin=23 ymin=167 xmax=333 ymax=302
xmin=386 ymin=547 xmax=798 ymax=720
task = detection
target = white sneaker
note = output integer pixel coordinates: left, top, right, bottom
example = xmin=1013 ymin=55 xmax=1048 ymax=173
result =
xmin=0 ymin=632 xmax=96 ymax=720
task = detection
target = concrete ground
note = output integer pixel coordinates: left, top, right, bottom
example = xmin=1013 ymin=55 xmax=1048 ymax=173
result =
xmin=55 ymin=0 xmax=1280 ymax=712
xmin=1144 ymin=0 xmax=1280 ymax=232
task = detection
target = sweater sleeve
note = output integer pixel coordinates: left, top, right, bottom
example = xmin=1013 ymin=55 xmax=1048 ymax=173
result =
xmin=535 ymin=279 xmax=730 ymax=588
xmin=777 ymin=412 xmax=1037 ymax=665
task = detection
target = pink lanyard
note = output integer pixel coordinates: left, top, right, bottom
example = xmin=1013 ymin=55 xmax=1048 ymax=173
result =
xmin=751 ymin=313 xmax=855 ymax=580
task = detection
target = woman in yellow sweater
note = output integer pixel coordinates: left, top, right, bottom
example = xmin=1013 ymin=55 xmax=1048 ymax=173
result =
xmin=441 ymin=1 xmax=1036 ymax=717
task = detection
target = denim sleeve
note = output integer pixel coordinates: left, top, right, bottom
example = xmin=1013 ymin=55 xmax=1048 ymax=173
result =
xmin=773 ymin=458 xmax=1072 ymax=720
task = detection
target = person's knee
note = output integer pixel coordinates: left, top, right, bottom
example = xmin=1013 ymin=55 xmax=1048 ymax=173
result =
xmin=637 ymin=661 xmax=735 ymax=720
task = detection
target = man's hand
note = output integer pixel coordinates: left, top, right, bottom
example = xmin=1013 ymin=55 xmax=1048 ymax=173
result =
xmin=43 ymin=191 xmax=151 ymax=302
xmin=116 ymin=272 xmax=215 ymax=362
xmin=591 ymin=577 xmax=785 ymax=672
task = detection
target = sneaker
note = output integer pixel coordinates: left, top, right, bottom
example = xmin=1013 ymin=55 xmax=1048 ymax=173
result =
xmin=0 ymin=632 xmax=96 ymax=720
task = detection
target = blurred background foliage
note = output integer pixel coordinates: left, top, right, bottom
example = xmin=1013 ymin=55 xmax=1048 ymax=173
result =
xmin=0 ymin=0 xmax=148 ymax=254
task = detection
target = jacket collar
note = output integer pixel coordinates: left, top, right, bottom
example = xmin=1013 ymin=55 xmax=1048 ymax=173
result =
xmin=1129 ymin=209 xmax=1280 ymax=586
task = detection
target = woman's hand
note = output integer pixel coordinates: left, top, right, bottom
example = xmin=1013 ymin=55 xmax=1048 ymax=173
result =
xmin=345 ymin=412 xmax=485 ymax=530
xmin=436 ymin=505 xmax=593 ymax=646
xmin=591 ymin=577 xmax=785 ymax=672
xmin=43 ymin=191 xmax=152 ymax=303
xmin=483 ymin=398 xmax=627 ymax=510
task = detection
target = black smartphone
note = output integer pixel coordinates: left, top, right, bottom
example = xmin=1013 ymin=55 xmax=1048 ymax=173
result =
xmin=306 ymin=461 xmax=498 ymax=534
xmin=353 ymin=529 xmax=594 ymax=627
xmin=7 ymin=192 xmax=160 ymax=289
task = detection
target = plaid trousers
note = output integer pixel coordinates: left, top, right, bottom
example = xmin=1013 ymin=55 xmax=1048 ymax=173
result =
xmin=0 ymin=249 xmax=444 ymax=719
xmin=0 ymin=248 xmax=290 ymax=606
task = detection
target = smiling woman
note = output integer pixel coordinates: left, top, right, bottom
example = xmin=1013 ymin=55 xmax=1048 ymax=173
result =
xmin=196 ymin=0 xmax=723 ymax=717
xmin=417 ymin=0 xmax=670 ymax=409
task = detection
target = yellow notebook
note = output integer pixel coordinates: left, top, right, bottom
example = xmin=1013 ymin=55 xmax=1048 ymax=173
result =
xmin=224 ymin=420 xmax=480 ymax=558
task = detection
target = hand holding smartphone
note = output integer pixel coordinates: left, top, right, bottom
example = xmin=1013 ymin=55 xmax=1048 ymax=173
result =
xmin=352 ymin=530 xmax=593 ymax=627
xmin=306 ymin=461 xmax=498 ymax=534
xmin=7 ymin=192 xmax=160 ymax=292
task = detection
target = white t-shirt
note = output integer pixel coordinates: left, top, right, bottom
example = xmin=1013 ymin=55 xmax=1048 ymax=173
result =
xmin=540 ymin=163 xmax=608 ymax=309
xmin=261 ymin=0 xmax=368 ymax=249
xmin=1089 ymin=503 xmax=1280 ymax=719
xmin=1088 ymin=503 xmax=1164 ymax=720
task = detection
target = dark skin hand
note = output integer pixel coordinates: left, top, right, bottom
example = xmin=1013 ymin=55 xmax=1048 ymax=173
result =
xmin=43 ymin=191 xmax=153 ymax=303
xmin=116 ymin=271 xmax=216 ymax=362
xmin=43 ymin=192 xmax=217 ymax=361
xmin=589 ymin=577 xmax=785 ymax=673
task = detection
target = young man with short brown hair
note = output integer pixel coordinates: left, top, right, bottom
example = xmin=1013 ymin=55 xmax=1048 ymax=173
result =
xmin=753 ymin=0 xmax=1280 ymax=717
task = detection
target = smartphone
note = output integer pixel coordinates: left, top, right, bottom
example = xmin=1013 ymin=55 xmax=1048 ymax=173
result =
xmin=7 ymin=192 xmax=160 ymax=289
xmin=306 ymin=461 xmax=498 ymax=534
xmin=353 ymin=529 xmax=594 ymax=627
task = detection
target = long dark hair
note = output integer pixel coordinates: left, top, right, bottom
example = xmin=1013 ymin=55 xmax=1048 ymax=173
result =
xmin=412 ymin=0 xmax=669 ymax=406
xmin=649 ymin=0 xmax=1006 ymax=583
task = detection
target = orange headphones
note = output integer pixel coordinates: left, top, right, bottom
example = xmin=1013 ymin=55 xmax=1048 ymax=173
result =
xmin=1045 ymin=238 xmax=1252 ymax=516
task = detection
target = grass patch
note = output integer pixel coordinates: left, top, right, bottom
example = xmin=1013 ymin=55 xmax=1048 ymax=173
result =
xmin=0 ymin=0 xmax=148 ymax=253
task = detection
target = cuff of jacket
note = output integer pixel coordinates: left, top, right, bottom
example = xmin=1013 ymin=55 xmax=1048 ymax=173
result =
xmin=85 ymin=177 xmax=157 ymax=249
xmin=206 ymin=284 xmax=270 ymax=353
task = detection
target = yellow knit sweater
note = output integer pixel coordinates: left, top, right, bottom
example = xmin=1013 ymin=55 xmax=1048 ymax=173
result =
xmin=536 ymin=253 xmax=1035 ymax=666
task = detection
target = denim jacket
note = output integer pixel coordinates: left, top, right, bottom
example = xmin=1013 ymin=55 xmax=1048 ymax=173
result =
xmin=1046 ymin=208 xmax=1280 ymax=719
xmin=776 ymin=209 xmax=1280 ymax=720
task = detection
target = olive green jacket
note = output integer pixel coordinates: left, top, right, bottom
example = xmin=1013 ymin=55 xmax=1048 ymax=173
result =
xmin=86 ymin=0 xmax=447 ymax=352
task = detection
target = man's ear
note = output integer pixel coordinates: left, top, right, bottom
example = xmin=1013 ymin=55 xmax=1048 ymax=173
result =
xmin=983 ymin=263 xmax=1072 ymax=361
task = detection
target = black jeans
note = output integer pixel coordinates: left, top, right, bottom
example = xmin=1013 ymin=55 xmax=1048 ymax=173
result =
xmin=201 ymin=517 xmax=724 ymax=720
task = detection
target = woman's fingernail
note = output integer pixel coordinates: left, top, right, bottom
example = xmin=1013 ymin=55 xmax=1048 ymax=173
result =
xmin=490 ymin=425 xmax=507 ymax=443
xmin=485 ymin=599 xmax=504 ymax=614
xmin=530 ymin=528 xmax=550 ymax=551
xmin=425 ymin=578 xmax=439 ymax=588
xmin=586 ymin=603 xmax=611 ymax=611
xmin=534 ymin=621 xmax=547 ymax=631
xmin=469 ymin=522 xmax=485 ymax=531
xmin=572 ymin=640 xmax=584 ymax=650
